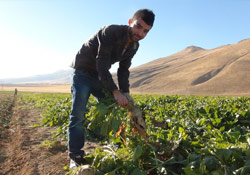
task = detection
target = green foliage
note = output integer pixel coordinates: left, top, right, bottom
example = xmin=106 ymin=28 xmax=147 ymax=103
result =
xmin=21 ymin=93 xmax=72 ymax=140
xmin=41 ymin=139 xmax=67 ymax=151
xmin=21 ymin=93 xmax=250 ymax=174
xmin=86 ymin=95 xmax=128 ymax=140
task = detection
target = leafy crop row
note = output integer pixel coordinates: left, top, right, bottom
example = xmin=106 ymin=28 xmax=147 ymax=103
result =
xmin=21 ymin=93 xmax=250 ymax=175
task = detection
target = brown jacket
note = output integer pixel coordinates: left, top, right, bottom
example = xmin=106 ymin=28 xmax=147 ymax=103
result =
xmin=71 ymin=25 xmax=139 ymax=93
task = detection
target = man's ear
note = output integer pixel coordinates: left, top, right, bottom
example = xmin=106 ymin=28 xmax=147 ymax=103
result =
xmin=128 ymin=18 xmax=132 ymax=25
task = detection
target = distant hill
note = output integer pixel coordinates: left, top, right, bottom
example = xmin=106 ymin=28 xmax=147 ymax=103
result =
xmin=128 ymin=38 xmax=250 ymax=95
xmin=2 ymin=38 xmax=250 ymax=96
xmin=0 ymin=69 xmax=73 ymax=84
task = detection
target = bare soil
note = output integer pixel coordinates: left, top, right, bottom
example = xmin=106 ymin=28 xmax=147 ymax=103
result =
xmin=0 ymin=93 xmax=98 ymax=175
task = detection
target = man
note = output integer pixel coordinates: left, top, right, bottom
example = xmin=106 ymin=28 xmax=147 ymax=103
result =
xmin=68 ymin=9 xmax=155 ymax=168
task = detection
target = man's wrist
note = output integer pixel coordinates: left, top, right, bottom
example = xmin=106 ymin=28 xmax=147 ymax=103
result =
xmin=112 ymin=89 xmax=120 ymax=97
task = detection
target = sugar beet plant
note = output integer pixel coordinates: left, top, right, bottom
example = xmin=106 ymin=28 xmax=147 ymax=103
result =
xmin=21 ymin=93 xmax=250 ymax=175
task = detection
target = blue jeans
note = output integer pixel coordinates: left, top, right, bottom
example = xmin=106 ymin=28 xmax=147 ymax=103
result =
xmin=68 ymin=69 xmax=105 ymax=159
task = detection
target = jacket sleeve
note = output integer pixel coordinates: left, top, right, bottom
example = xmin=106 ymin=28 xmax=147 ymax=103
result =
xmin=118 ymin=57 xmax=132 ymax=93
xmin=96 ymin=26 xmax=118 ymax=92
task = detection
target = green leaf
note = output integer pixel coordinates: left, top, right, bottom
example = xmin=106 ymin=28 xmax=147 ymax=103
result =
xmin=215 ymin=118 xmax=221 ymax=125
xmin=202 ymin=156 xmax=220 ymax=171
xmin=187 ymin=153 xmax=201 ymax=170
xmin=247 ymin=136 xmax=250 ymax=145
xmin=219 ymin=126 xmax=225 ymax=131
xmin=111 ymin=118 xmax=120 ymax=132
xmin=188 ymin=153 xmax=201 ymax=163
xmin=130 ymin=168 xmax=144 ymax=175
xmin=215 ymin=149 xmax=232 ymax=164
xmin=133 ymin=145 xmax=143 ymax=161
xmin=244 ymin=160 xmax=250 ymax=166
xmin=246 ymin=148 xmax=250 ymax=157
xmin=210 ymin=169 xmax=224 ymax=175
xmin=101 ymin=121 xmax=109 ymax=137
xmin=183 ymin=167 xmax=200 ymax=175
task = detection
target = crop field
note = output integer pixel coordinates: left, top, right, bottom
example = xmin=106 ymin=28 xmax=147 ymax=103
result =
xmin=16 ymin=92 xmax=250 ymax=175
xmin=0 ymin=92 xmax=15 ymax=135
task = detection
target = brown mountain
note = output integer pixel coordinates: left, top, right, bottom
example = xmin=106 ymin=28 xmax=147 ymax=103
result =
xmin=128 ymin=38 xmax=250 ymax=96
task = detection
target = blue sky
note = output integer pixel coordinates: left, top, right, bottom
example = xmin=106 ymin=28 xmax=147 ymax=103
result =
xmin=0 ymin=0 xmax=250 ymax=79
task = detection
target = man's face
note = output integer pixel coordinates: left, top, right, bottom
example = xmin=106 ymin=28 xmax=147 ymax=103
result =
xmin=129 ymin=17 xmax=152 ymax=42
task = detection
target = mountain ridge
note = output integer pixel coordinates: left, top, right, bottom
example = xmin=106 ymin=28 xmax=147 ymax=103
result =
xmin=0 ymin=69 xmax=73 ymax=84
xmin=128 ymin=38 xmax=250 ymax=95
xmin=2 ymin=38 xmax=250 ymax=96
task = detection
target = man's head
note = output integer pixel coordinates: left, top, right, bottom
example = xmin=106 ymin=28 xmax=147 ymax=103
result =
xmin=129 ymin=9 xmax=155 ymax=42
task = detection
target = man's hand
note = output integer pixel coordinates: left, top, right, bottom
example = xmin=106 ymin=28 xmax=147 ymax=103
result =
xmin=112 ymin=90 xmax=130 ymax=109
xmin=123 ymin=93 xmax=135 ymax=105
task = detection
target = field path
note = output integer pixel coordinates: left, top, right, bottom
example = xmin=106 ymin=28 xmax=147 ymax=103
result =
xmin=0 ymin=94 xmax=69 ymax=175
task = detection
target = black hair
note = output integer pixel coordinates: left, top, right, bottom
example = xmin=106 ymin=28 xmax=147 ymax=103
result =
xmin=133 ymin=9 xmax=155 ymax=27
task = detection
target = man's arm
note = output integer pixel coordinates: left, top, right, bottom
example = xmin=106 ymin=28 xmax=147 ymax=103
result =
xmin=96 ymin=26 xmax=118 ymax=92
xmin=95 ymin=26 xmax=130 ymax=108
xmin=117 ymin=58 xmax=135 ymax=106
xmin=117 ymin=57 xmax=132 ymax=93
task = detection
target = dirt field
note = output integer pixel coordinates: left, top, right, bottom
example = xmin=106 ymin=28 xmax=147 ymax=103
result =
xmin=1 ymin=84 xmax=71 ymax=94
xmin=0 ymin=93 xmax=97 ymax=175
